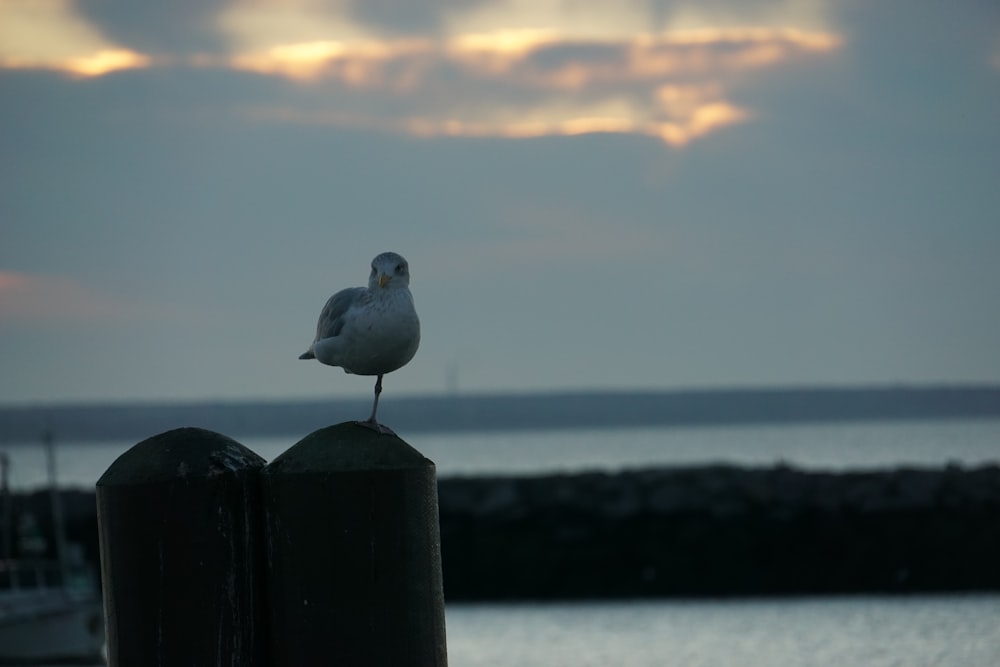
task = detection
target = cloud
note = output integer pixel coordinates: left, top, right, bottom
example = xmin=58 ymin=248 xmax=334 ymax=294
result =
xmin=216 ymin=0 xmax=377 ymax=52
xmin=197 ymin=1 xmax=841 ymax=146
xmin=0 ymin=1 xmax=842 ymax=145
xmin=0 ymin=270 xmax=123 ymax=324
xmin=0 ymin=0 xmax=150 ymax=76
xmin=218 ymin=0 xmax=833 ymax=42
xmin=230 ymin=26 xmax=839 ymax=146
xmin=345 ymin=0 xmax=492 ymax=35
xmin=74 ymin=0 xmax=230 ymax=54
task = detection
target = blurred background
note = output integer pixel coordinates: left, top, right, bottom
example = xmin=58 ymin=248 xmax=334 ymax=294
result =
xmin=2 ymin=1 xmax=1000 ymax=665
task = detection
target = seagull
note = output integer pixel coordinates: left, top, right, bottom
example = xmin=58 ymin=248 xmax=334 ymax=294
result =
xmin=299 ymin=252 xmax=420 ymax=435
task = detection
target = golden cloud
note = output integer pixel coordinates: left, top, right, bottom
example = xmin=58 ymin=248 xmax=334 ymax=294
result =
xmin=230 ymin=38 xmax=433 ymax=87
xmin=0 ymin=0 xmax=150 ymax=77
xmin=0 ymin=0 xmax=842 ymax=146
xmin=62 ymin=49 xmax=152 ymax=77
xmin=230 ymin=25 xmax=839 ymax=87
xmin=445 ymin=27 xmax=842 ymax=90
xmin=231 ymin=25 xmax=838 ymax=146
xmin=230 ymin=40 xmax=349 ymax=80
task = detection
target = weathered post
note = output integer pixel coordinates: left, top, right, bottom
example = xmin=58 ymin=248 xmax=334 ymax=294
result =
xmin=261 ymin=422 xmax=447 ymax=665
xmin=96 ymin=427 xmax=266 ymax=666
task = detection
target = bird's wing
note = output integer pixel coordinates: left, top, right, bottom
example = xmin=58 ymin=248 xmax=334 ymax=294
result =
xmin=313 ymin=286 xmax=366 ymax=342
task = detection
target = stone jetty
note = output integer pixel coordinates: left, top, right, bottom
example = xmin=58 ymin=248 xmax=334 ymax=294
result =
xmin=9 ymin=464 xmax=1000 ymax=599
xmin=438 ymin=464 xmax=1000 ymax=598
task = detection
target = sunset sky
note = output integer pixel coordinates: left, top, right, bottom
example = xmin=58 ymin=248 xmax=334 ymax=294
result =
xmin=2 ymin=0 xmax=999 ymax=405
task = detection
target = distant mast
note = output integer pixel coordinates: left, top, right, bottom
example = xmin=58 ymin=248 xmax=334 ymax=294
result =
xmin=43 ymin=431 xmax=69 ymax=584
xmin=0 ymin=453 xmax=10 ymax=561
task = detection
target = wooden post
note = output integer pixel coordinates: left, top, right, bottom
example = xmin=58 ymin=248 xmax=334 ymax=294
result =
xmin=96 ymin=427 xmax=266 ymax=666
xmin=261 ymin=422 xmax=447 ymax=665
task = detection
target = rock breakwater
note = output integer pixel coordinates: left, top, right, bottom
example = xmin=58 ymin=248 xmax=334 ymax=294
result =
xmin=9 ymin=464 xmax=1000 ymax=599
xmin=438 ymin=464 xmax=1000 ymax=599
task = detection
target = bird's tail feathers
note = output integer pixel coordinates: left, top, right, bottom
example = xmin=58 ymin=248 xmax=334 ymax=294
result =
xmin=298 ymin=349 xmax=315 ymax=360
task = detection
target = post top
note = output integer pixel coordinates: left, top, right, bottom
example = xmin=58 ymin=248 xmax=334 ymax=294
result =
xmin=97 ymin=427 xmax=265 ymax=487
xmin=263 ymin=422 xmax=434 ymax=475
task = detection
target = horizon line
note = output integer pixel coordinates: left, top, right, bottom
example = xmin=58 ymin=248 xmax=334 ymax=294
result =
xmin=3 ymin=381 xmax=999 ymax=411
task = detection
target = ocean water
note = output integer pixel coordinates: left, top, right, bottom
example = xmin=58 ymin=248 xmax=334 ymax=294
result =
xmin=28 ymin=595 xmax=1000 ymax=667
xmin=445 ymin=595 xmax=1000 ymax=667
xmin=1 ymin=417 xmax=999 ymax=490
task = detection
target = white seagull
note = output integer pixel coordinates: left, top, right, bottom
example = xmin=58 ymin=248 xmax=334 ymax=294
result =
xmin=299 ymin=251 xmax=420 ymax=434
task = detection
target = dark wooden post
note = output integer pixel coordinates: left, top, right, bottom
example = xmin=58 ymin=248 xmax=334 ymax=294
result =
xmin=261 ymin=422 xmax=447 ymax=665
xmin=96 ymin=427 xmax=266 ymax=666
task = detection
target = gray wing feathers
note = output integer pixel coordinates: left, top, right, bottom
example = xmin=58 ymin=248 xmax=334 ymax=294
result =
xmin=315 ymin=286 xmax=366 ymax=341
xmin=298 ymin=286 xmax=368 ymax=360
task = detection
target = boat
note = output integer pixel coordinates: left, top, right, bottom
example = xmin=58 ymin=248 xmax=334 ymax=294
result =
xmin=0 ymin=560 xmax=105 ymax=664
xmin=0 ymin=440 xmax=105 ymax=665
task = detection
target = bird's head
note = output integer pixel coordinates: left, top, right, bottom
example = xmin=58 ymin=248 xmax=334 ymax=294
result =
xmin=369 ymin=252 xmax=411 ymax=290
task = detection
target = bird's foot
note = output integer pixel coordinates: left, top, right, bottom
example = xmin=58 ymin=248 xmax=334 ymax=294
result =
xmin=355 ymin=419 xmax=397 ymax=436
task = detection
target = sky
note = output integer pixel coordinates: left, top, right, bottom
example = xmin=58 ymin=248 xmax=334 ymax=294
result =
xmin=1 ymin=0 xmax=999 ymax=406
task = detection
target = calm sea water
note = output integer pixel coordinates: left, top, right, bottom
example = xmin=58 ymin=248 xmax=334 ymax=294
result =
xmin=1 ymin=417 xmax=998 ymax=489
xmin=446 ymin=595 xmax=1000 ymax=667
xmin=33 ymin=595 xmax=1000 ymax=667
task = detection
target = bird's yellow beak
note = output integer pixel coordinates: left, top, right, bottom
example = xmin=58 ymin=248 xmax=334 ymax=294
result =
xmin=378 ymin=273 xmax=391 ymax=288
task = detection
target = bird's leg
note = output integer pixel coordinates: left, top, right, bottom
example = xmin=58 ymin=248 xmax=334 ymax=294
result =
xmin=369 ymin=373 xmax=383 ymax=423
xmin=356 ymin=374 xmax=396 ymax=435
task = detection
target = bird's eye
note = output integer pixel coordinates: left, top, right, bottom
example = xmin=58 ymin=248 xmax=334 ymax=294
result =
xmin=395 ymin=263 xmax=404 ymax=274
xmin=371 ymin=266 xmax=377 ymax=274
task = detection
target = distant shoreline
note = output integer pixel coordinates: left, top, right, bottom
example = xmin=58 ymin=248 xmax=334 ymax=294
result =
xmin=2 ymin=385 xmax=998 ymax=444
